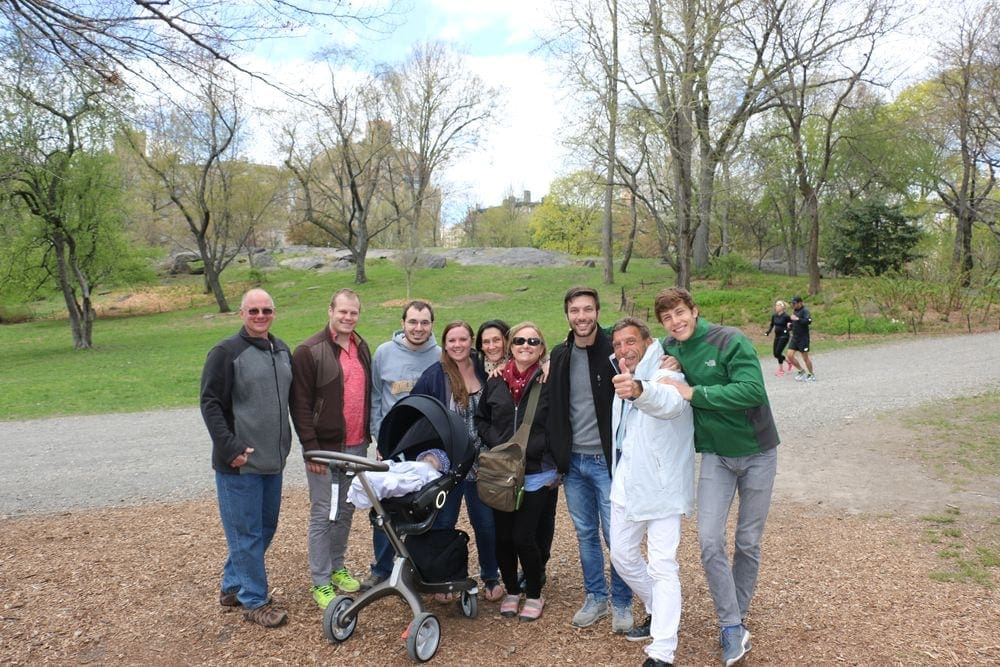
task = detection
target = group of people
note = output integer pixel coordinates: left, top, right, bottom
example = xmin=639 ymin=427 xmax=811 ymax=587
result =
xmin=199 ymin=284 xmax=781 ymax=667
xmin=765 ymin=295 xmax=815 ymax=381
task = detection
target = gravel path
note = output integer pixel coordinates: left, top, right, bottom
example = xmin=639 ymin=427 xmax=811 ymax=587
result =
xmin=2 ymin=331 xmax=998 ymax=518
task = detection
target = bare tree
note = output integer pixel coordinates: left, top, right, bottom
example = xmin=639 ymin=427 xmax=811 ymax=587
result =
xmin=380 ymin=42 xmax=499 ymax=250
xmin=283 ymin=74 xmax=395 ymax=284
xmin=0 ymin=1 xmax=400 ymax=95
xmin=125 ymin=60 xmax=255 ymax=312
xmin=921 ymin=2 xmax=999 ymax=285
xmin=766 ymin=0 xmax=897 ymax=295
xmin=551 ymin=0 xmax=623 ymax=283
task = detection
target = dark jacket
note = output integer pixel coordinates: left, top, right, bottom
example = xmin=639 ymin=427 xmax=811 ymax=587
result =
xmin=476 ymin=371 xmax=568 ymax=475
xmin=546 ymin=328 xmax=615 ymax=475
xmin=200 ymin=327 xmax=293 ymax=475
xmin=289 ymin=328 xmax=372 ymax=456
xmin=766 ymin=312 xmax=791 ymax=338
xmin=411 ymin=358 xmax=488 ymax=409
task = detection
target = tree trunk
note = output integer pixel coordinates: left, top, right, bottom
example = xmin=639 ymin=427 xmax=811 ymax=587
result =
xmin=953 ymin=212 xmax=974 ymax=287
xmin=602 ymin=0 xmax=619 ymax=286
xmin=804 ymin=189 xmax=821 ymax=295
xmin=52 ymin=223 xmax=94 ymax=350
xmin=197 ymin=233 xmax=230 ymax=312
xmin=692 ymin=134 xmax=716 ymax=270
xmin=619 ymin=186 xmax=638 ymax=273
xmin=352 ymin=235 xmax=369 ymax=284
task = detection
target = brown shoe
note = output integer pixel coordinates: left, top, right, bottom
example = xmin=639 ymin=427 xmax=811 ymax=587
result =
xmin=219 ymin=590 xmax=240 ymax=607
xmin=243 ymin=602 xmax=288 ymax=628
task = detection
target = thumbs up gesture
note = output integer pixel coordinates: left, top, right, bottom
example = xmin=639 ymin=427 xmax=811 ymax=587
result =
xmin=613 ymin=366 xmax=639 ymax=400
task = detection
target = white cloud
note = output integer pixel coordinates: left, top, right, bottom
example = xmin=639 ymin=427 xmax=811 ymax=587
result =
xmin=225 ymin=1 xmax=568 ymax=219
xmin=442 ymin=52 xmax=564 ymax=211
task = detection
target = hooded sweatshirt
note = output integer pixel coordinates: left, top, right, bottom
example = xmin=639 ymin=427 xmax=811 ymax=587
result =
xmin=369 ymin=330 xmax=441 ymax=440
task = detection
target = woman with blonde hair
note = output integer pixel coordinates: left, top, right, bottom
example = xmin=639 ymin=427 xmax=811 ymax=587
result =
xmin=475 ymin=322 xmax=569 ymax=621
xmin=763 ymin=300 xmax=792 ymax=375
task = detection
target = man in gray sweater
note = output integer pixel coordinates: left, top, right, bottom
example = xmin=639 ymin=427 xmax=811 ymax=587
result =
xmin=200 ymin=288 xmax=293 ymax=628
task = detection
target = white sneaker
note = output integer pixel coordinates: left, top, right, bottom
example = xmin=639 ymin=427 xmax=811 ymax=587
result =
xmin=794 ymin=371 xmax=806 ymax=381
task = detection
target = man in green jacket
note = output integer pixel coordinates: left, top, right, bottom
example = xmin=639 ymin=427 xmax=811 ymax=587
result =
xmin=654 ymin=288 xmax=779 ymax=667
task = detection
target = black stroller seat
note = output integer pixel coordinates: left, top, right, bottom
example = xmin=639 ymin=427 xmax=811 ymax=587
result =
xmin=305 ymin=394 xmax=478 ymax=663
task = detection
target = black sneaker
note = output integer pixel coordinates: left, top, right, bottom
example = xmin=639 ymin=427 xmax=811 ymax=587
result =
xmin=642 ymin=658 xmax=672 ymax=667
xmin=626 ymin=615 xmax=651 ymax=642
xmin=359 ymin=572 xmax=386 ymax=591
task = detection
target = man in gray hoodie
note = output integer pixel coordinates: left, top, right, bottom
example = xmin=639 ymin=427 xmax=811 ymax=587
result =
xmin=361 ymin=299 xmax=441 ymax=589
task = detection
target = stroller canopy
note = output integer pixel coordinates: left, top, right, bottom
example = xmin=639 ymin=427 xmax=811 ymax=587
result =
xmin=377 ymin=394 xmax=475 ymax=477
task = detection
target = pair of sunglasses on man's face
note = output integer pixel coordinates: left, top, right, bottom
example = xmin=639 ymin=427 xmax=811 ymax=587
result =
xmin=512 ymin=336 xmax=542 ymax=347
xmin=245 ymin=308 xmax=274 ymax=316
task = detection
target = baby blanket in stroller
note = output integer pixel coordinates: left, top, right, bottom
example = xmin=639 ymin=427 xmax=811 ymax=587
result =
xmin=347 ymin=461 xmax=442 ymax=509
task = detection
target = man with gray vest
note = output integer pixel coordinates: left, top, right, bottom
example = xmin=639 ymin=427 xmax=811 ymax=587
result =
xmin=200 ymin=288 xmax=293 ymax=628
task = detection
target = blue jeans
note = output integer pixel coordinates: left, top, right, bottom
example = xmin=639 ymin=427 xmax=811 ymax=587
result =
xmin=434 ymin=479 xmax=500 ymax=582
xmin=563 ymin=453 xmax=632 ymax=608
xmin=697 ymin=449 xmax=777 ymax=627
xmin=371 ymin=479 xmax=497 ymax=579
xmin=216 ymin=470 xmax=283 ymax=609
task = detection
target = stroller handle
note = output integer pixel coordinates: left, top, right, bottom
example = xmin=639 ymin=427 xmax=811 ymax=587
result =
xmin=304 ymin=450 xmax=390 ymax=473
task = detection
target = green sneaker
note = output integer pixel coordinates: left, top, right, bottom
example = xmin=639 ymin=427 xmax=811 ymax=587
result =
xmin=311 ymin=584 xmax=335 ymax=609
xmin=330 ymin=568 xmax=361 ymax=593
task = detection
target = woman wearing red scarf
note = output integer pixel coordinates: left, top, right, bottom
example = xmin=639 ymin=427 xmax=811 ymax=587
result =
xmin=475 ymin=322 xmax=568 ymax=622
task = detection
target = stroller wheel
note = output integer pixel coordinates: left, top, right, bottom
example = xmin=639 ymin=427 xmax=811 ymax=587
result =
xmin=459 ymin=590 xmax=478 ymax=619
xmin=405 ymin=612 xmax=440 ymax=662
xmin=323 ymin=595 xmax=357 ymax=643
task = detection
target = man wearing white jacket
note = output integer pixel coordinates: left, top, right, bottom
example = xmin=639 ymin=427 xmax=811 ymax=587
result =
xmin=609 ymin=317 xmax=695 ymax=667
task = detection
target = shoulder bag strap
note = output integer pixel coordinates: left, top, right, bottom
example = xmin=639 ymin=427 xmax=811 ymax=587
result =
xmin=512 ymin=382 xmax=541 ymax=445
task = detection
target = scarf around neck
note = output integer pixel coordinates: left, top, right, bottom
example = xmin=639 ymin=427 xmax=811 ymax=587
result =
xmin=501 ymin=359 xmax=538 ymax=404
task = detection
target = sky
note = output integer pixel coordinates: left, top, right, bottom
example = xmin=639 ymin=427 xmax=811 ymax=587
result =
xmin=241 ymin=0 xmax=565 ymax=221
xmin=234 ymin=0 xmax=944 ymax=225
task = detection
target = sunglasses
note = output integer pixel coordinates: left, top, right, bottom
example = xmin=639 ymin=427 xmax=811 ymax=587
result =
xmin=246 ymin=308 xmax=274 ymax=316
xmin=512 ymin=337 xmax=542 ymax=347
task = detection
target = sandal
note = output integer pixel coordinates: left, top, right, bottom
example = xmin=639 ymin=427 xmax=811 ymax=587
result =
xmin=483 ymin=580 xmax=504 ymax=602
xmin=518 ymin=596 xmax=544 ymax=622
xmin=500 ymin=594 xmax=520 ymax=618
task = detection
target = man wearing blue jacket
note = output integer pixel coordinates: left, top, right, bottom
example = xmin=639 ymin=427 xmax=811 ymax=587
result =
xmin=609 ymin=317 xmax=695 ymax=667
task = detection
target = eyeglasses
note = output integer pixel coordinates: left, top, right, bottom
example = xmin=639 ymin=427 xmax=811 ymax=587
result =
xmin=405 ymin=319 xmax=432 ymax=327
xmin=512 ymin=337 xmax=542 ymax=347
xmin=246 ymin=308 xmax=274 ymax=316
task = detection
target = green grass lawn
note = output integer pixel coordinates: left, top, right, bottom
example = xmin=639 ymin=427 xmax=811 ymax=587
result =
xmin=0 ymin=255 xmax=988 ymax=420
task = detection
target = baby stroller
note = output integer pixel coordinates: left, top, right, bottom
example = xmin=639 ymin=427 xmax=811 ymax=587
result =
xmin=304 ymin=394 xmax=478 ymax=663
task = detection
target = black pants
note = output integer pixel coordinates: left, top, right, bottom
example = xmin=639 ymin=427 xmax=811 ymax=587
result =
xmin=493 ymin=485 xmax=555 ymax=599
xmin=772 ymin=334 xmax=789 ymax=364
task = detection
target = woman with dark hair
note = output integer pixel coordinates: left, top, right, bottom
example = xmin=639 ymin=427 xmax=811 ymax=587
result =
xmin=412 ymin=321 xmax=503 ymax=601
xmin=476 ymin=322 xmax=568 ymax=622
xmin=475 ymin=319 xmax=510 ymax=374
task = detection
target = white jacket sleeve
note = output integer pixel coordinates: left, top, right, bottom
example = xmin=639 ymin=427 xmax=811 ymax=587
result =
xmin=632 ymin=369 xmax=689 ymax=420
